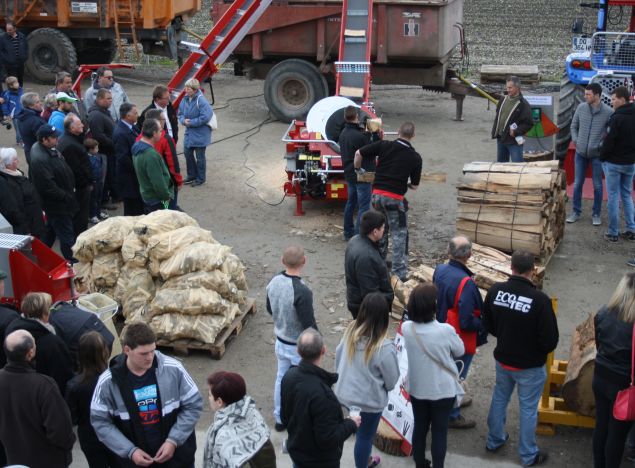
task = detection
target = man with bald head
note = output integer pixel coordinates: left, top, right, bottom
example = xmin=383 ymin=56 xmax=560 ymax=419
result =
xmin=266 ymin=245 xmax=318 ymax=431
xmin=0 ymin=330 xmax=75 ymax=468
xmin=433 ymin=235 xmax=486 ymax=429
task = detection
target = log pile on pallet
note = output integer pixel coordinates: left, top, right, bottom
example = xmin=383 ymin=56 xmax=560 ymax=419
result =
xmin=71 ymin=211 xmax=250 ymax=355
xmin=456 ymin=161 xmax=565 ymax=262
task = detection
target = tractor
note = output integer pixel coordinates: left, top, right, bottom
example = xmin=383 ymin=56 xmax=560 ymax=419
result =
xmin=557 ymin=0 xmax=635 ymax=161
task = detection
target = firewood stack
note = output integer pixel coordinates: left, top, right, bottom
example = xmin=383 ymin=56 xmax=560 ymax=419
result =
xmin=456 ymin=161 xmax=565 ymax=261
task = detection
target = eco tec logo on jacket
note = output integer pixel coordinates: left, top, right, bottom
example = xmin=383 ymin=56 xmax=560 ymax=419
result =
xmin=493 ymin=290 xmax=533 ymax=312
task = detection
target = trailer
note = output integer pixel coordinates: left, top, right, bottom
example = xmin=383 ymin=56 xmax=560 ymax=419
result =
xmin=210 ymin=0 xmax=474 ymax=121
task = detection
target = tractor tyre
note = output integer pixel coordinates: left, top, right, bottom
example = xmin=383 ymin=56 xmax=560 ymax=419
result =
xmin=26 ymin=28 xmax=77 ymax=83
xmin=264 ymin=59 xmax=328 ymax=122
xmin=76 ymin=39 xmax=117 ymax=66
xmin=556 ymin=72 xmax=585 ymax=161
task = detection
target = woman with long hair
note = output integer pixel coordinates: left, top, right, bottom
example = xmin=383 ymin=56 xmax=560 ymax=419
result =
xmin=403 ymin=283 xmax=465 ymax=468
xmin=334 ymin=292 xmax=399 ymax=468
xmin=593 ymin=272 xmax=635 ymax=468
xmin=65 ymin=331 xmax=117 ymax=467
xmin=204 ymin=371 xmax=276 ymax=468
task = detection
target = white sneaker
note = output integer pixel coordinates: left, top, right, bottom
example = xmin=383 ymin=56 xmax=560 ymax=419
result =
xmin=592 ymin=215 xmax=601 ymax=226
xmin=98 ymin=211 xmax=109 ymax=220
xmin=89 ymin=216 xmax=100 ymax=224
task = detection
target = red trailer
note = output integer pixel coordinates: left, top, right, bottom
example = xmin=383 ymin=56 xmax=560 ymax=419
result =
xmin=211 ymin=0 xmax=475 ymax=121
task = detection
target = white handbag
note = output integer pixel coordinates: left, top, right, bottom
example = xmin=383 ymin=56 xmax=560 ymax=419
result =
xmin=208 ymin=112 xmax=218 ymax=131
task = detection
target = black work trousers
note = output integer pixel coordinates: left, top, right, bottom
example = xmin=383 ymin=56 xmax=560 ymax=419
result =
xmin=73 ymin=187 xmax=91 ymax=236
xmin=592 ymin=372 xmax=634 ymax=468
xmin=411 ymin=395 xmax=455 ymax=468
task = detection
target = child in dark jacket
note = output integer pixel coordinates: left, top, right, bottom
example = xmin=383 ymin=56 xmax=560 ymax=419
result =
xmin=84 ymin=138 xmax=108 ymax=224
xmin=1 ymin=76 xmax=23 ymax=145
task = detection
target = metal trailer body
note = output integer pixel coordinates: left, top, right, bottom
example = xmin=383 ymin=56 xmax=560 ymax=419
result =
xmin=211 ymin=0 xmax=467 ymax=121
xmin=0 ymin=0 xmax=201 ymax=82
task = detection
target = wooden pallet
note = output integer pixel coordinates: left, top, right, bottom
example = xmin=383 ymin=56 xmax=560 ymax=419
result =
xmin=156 ymin=298 xmax=257 ymax=359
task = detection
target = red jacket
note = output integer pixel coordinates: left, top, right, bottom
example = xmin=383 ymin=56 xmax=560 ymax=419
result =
xmin=136 ymin=130 xmax=182 ymax=187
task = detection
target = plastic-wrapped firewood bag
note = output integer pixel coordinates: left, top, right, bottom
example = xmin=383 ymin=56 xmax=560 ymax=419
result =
xmin=133 ymin=210 xmax=198 ymax=242
xmin=162 ymin=270 xmax=240 ymax=302
xmin=158 ymin=242 xmax=231 ymax=280
xmin=73 ymin=262 xmax=94 ymax=294
xmin=72 ymin=216 xmax=140 ymax=262
xmin=221 ymin=253 xmax=248 ymax=290
xmin=149 ymin=287 xmax=237 ymax=318
xmin=121 ymin=232 xmax=148 ymax=268
xmin=147 ymin=226 xmax=217 ymax=263
xmin=149 ymin=311 xmax=237 ymax=343
xmin=114 ymin=265 xmax=155 ymax=303
xmin=92 ymin=253 xmax=123 ymax=288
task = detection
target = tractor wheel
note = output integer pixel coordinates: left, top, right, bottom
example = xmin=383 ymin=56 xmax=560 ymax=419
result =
xmin=556 ymin=72 xmax=585 ymax=161
xmin=264 ymin=59 xmax=329 ymax=122
xmin=76 ymin=39 xmax=117 ymax=66
xmin=25 ymin=28 xmax=77 ymax=83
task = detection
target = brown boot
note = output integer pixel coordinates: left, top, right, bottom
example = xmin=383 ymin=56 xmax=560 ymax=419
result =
xmin=449 ymin=415 xmax=476 ymax=429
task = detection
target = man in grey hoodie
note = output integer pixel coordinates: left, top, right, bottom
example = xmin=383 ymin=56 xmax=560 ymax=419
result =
xmin=567 ymin=82 xmax=612 ymax=226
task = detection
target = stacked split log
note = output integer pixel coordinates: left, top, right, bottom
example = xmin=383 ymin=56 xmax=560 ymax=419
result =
xmin=456 ymin=161 xmax=565 ymax=261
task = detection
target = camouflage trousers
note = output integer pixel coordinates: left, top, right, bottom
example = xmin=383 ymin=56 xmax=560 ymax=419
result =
xmin=371 ymin=194 xmax=409 ymax=281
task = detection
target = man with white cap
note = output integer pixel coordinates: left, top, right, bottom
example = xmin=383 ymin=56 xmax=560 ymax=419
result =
xmin=48 ymin=92 xmax=78 ymax=136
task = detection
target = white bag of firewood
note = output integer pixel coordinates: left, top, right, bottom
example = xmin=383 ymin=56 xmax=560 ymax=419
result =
xmin=133 ymin=210 xmax=198 ymax=242
xmin=114 ymin=265 xmax=155 ymax=303
xmin=162 ymin=270 xmax=240 ymax=303
xmin=148 ymin=287 xmax=236 ymax=318
xmin=123 ymin=287 xmax=154 ymax=323
xmin=92 ymin=253 xmax=123 ymax=288
xmin=72 ymin=216 xmax=139 ymax=262
xmin=158 ymin=242 xmax=231 ymax=280
xmin=147 ymin=226 xmax=216 ymax=263
xmin=149 ymin=311 xmax=236 ymax=344
xmin=121 ymin=232 xmax=148 ymax=268
xmin=221 ymin=253 xmax=247 ymax=290
xmin=73 ymin=262 xmax=94 ymax=294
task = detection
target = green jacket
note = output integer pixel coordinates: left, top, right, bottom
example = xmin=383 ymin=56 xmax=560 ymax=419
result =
xmin=131 ymin=140 xmax=173 ymax=202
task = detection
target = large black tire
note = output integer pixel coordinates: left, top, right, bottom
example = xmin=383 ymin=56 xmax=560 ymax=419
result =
xmin=264 ymin=59 xmax=328 ymax=122
xmin=556 ymin=72 xmax=585 ymax=161
xmin=25 ymin=28 xmax=77 ymax=83
xmin=75 ymin=39 xmax=117 ymax=66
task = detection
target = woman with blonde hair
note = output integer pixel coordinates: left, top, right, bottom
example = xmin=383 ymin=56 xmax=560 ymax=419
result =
xmin=177 ymin=77 xmax=214 ymax=187
xmin=593 ymin=272 xmax=635 ymax=468
xmin=334 ymin=292 xmax=399 ymax=468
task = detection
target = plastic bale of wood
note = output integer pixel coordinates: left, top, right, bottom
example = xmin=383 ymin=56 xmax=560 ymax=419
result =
xmin=133 ymin=210 xmax=198 ymax=242
xmin=148 ymin=287 xmax=237 ymax=318
xmin=221 ymin=252 xmax=248 ymax=290
xmin=147 ymin=226 xmax=217 ymax=263
xmin=121 ymin=232 xmax=148 ymax=268
xmin=158 ymin=242 xmax=231 ymax=280
xmin=73 ymin=262 xmax=94 ymax=294
xmin=72 ymin=216 xmax=140 ymax=262
xmin=123 ymin=288 xmax=154 ymax=323
xmin=149 ymin=308 xmax=239 ymax=343
xmin=162 ymin=270 xmax=242 ymax=303
xmin=114 ymin=265 xmax=155 ymax=303
xmin=92 ymin=252 xmax=123 ymax=289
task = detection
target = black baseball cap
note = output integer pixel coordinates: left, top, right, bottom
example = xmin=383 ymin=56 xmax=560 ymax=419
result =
xmin=36 ymin=124 xmax=57 ymax=139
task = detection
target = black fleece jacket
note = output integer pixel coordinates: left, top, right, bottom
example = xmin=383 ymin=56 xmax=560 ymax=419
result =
xmin=600 ymin=102 xmax=635 ymax=165
xmin=58 ymin=132 xmax=94 ymax=189
xmin=281 ymin=361 xmax=357 ymax=468
xmin=482 ymin=276 xmax=559 ymax=369
xmin=87 ymin=105 xmax=115 ymax=157
xmin=594 ymin=306 xmax=633 ymax=386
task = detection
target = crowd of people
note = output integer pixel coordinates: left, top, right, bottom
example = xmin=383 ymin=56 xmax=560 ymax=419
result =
xmin=0 ymin=23 xmax=215 ymax=261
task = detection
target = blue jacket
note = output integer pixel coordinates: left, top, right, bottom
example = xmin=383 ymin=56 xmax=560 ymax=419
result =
xmin=112 ymin=120 xmax=141 ymax=199
xmin=178 ymin=90 xmax=213 ymax=148
xmin=433 ymin=260 xmax=486 ymax=346
xmin=48 ymin=110 xmax=67 ymax=136
xmin=15 ymin=107 xmax=46 ymax=162
xmin=1 ymin=87 xmax=22 ymax=117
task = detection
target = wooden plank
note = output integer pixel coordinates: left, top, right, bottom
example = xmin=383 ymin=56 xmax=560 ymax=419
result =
xmin=339 ymin=86 xmax=364 ymax=98
xmin=463 ymin=162 xmax=556 ymax=174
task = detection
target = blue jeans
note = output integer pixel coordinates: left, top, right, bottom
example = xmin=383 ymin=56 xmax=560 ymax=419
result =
xmin=44 ymin=214 xmax=76 ymax=261
xmin=274 ymin=339 xmax=300 ymax=424
xmin=184 ymin=146 xmax=207 ymax=183
xmin=602 ymin=162 xmax=635 ymax=235
xmin=487 ymin=362 xmax=547 ymax=466
xmin=344 ymin=180 xmax=372 ymax=239
xmin=572 ymin=153 xmax=603 ymax=216
xmin=411 ymin=396 xmax=455 ymax=468
xmin=354 ymin=412 xmax=382 ymax=468
xmin=449 ymin=353 xmax=473 ymax=420
xmin=496 ymin=139 xmax=524 ymax=163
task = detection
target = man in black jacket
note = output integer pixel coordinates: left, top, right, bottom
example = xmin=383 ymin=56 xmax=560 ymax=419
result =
xmin=482 ymin=251 xmax=558 ymax=467
xmin=0 ymin=270 xmax=18 ymax=368
xmin=0 ymin=329 xmax=75 ymax=468
xmin=15 ymin=92 xmax=46 ymax=164
xmin=87 ymin=88 xmax=118 ymax=209
xmin=345 ymin=210 xmax=394 ymax=318
xmin=113 ymin=102 xmax=144 ymax=215
xmin=138 ymin=85 xmax=179 ymax=143
xmin=30 ymin=124 xmax=78 ymax=261
xmin=58 ymin=114 xmax=94 ymax=235
xmin=599 ymin=86 xmax=635 ymax=243
xmin=339 ymin=106 xmax=375 ymax=240
xmin=281 ymin=328 xmax=360 ymax=468
xmin=0 ymin=21 xmax=28 ymax=86
xmin=491 ymin=76 xmax=533 ymax=163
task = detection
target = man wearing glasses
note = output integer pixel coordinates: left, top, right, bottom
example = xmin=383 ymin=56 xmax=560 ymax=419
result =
xmin=83 ymin=66 xmax=130 ymax=121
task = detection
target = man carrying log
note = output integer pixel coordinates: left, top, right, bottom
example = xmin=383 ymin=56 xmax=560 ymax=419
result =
xmin=433 ymin=235 xmax=486 ymax=429
xmin=354 ymin=122 xmax=422 ymax=281
xmin=491 ymin=76 xmax=533 ymax=163
xmin=482 ymin=250 xmax=559 ymax=467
